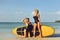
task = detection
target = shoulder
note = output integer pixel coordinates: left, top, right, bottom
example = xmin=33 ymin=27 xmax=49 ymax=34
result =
xmin=33 ymin=16 xmax=37 ymax=18
xmin=26 ymin=23 xmax=28 ymax=26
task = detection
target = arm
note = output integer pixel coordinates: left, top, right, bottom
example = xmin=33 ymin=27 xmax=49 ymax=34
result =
xmin=38 ymin=14 xmax=42 ymax=25
xmin=21 ymin=18 xmax=26 ymax=24
xmin=38 ymin=14 xmax=40 ymax=21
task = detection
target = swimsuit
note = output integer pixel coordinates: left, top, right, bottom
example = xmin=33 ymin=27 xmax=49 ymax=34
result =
xmin=26 ymin=22 xmax=33 ymax=32
xmin=33 ymin=16 xmax=39 ymax=24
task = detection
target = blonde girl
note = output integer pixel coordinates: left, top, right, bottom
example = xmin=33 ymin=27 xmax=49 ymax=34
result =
xmin=33 ymin=9 xmax=42 ymax=37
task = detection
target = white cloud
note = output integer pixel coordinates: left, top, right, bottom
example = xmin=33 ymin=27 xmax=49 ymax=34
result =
xmin=50 ymin=11 xmax=60 ymax=15
xmin=56 ymin=11 xmax=60 ymax=14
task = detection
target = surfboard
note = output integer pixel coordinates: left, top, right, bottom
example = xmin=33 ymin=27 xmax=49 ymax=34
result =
xmin=12 ymin=25 xmax=55 ymax=37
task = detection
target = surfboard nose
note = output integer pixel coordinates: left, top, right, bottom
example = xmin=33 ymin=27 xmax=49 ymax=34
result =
xmin=12 ymin=28 xmax=17 ymax=35
xmin=42 ymin=26 xmax=55 ymax=37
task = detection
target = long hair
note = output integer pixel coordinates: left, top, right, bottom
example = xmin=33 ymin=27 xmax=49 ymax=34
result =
xmin=34 ymin=9 xmax=39 ymax=14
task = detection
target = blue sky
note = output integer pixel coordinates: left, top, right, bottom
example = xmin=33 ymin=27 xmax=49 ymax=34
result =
xmin=0 ymin=0 xmax=60 ymax=22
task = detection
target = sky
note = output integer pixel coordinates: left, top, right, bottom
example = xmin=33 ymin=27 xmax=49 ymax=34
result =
xmin=0 ymin=0 xmax=60 ymax=22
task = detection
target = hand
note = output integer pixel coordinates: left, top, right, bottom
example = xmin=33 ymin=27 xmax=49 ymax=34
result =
xmin=21 ymin=18 xmax=26 ymax=23
xmin=38 ymin=14 xmax=40 ymax=18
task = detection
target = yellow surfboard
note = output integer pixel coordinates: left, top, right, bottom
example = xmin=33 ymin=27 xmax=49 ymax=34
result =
xmin=12 ymin=25 xmax=55 ymax=37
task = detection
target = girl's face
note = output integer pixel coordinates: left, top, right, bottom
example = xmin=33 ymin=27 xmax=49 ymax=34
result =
xmin=34 ymin=10 xmax=38 ymax=16
xmin=25 ymin=19 xmax=29 ymax=23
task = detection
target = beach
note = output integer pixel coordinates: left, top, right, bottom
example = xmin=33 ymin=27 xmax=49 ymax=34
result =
xmin=0 ymin=31 xmax=60 ymax=40
xmin=1 ymin=37 xmax=60 ymax=40
xmin=0 ymin=0 xmax=60 ymax=40
xmin=0 ymin=32 xmax=60 ymax=40
xmin=0 ymin=22 xmax=60 ymax=40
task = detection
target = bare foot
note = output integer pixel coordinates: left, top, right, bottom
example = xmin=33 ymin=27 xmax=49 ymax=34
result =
xmin=39 ymin=35 xmax=42 ymax=38
xmin=33 ymin=36 xmax=36 ymax=38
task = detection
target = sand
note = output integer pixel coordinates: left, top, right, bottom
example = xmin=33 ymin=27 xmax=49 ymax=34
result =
xmin=0 ymin=29 xmax=60 ymax=40
xmin=0 ymin=33 xmax=60 ymax=40
xmin=0 ymin=35 xmax=60 ymax=40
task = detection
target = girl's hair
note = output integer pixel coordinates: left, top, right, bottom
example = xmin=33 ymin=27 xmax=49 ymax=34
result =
xmin=34 ymin=9 xmax=39 ymax=13
xmin=25 ymin=18 xmax=30 ymax=21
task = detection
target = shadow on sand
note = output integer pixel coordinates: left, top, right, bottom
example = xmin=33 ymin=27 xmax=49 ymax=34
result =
xmin=45 ymin=34 xmax=60 ymax=38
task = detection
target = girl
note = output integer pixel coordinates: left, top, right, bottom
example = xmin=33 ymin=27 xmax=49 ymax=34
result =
xmin=22 ymin=18 xmax=33 ymax=37
xmin=33 ymin=9 xmax=42 ymax=37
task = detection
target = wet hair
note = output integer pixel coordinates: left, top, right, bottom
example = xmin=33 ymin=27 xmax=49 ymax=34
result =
xmin=34 ymin=9 xmax=39 ymax=13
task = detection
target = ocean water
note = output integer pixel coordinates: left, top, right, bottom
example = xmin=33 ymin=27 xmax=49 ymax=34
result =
xmin=0 ymin=22 xmax=60 ymax=39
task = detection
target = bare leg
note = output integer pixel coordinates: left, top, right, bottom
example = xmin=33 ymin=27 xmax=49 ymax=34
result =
xmin=24 ymin=29 xmax=26 ymax=38
xmin=33 ymin=23 xmax=37 ymax=37
xmin=28 ymin=32 xmax=30 ymax=37
xmin=38 ymin=22 xmax=42 ymax=38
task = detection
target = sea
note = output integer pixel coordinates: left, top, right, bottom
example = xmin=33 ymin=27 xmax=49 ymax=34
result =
xmin=0 ymin=22 xmax=60 ymax=39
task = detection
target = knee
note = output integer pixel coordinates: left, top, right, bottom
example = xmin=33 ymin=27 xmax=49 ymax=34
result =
xmin=24 ymin=29 xmax=26 ymax=32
